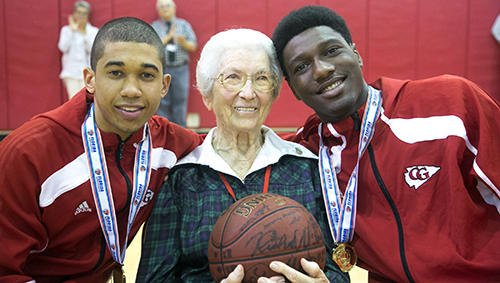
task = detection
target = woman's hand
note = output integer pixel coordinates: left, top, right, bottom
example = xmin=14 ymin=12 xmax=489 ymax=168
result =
xmin=257 ymin=259 xmax=329 ymax=283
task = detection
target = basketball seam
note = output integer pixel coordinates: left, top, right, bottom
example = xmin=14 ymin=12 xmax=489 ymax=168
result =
xmin=208 ymin=245 xmax=324 ymax=265
xmin=220 ymin=205 xmax=307 ymax=247
xmin=208 ymin=194 xmax=325 ymax=281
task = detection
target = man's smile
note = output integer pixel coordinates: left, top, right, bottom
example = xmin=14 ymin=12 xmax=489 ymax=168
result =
xmin=320 ymin=78 xmax=344 ymax=94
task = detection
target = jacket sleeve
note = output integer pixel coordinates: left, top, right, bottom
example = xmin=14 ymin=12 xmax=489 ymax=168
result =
xmin=150 ymin=116 xmax=203 ymax=160
xmin=283 ymin=113 xmax=322 ymax=155
xmin=460 ymin=78 xmax=500 ymax=213
xmin=0 ymin=123 xmax=50 ymax=282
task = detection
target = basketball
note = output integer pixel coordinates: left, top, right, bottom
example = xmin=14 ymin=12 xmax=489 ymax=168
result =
xmin=208 ymin=193 xmax=326 ymax=283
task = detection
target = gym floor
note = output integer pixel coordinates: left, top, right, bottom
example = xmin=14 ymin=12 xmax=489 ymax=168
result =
xmin=123 ymin=225 xmax=368 ymax=282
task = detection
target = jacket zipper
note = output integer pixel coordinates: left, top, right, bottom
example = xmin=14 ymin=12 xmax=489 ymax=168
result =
xmin=92 ymin=135 xmax=133 ymax=271
xmin=350 ymin=112 xmax=415 ymax=282
xmin=368 ymin=144 xmax=415 ymax=283
xmin=115 ymin=137 xmax=133 ymax=212
xmin=91 ymin=236 xmax=107 ymax=272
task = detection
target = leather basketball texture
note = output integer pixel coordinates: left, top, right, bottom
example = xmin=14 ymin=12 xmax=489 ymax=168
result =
xmin=208 ymin=193 xmax=326 ymax=283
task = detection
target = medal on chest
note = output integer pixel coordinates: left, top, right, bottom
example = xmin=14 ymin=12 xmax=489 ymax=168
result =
xmin=319 ymin=87 xmax=382 ymax=272
xmin=82 ymin=104 xmax=153 ymax=278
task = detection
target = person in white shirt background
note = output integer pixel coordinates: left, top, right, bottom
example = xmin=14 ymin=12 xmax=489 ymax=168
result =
xmin=491 ymin=13 xmax=500 ymax=45
xmin=58 ymin=1 xmax=99 ymax=99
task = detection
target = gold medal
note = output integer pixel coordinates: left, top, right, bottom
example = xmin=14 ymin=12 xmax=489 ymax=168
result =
xmin=332 ymin=243 xmax=357 ymax=272
xmin=113 ymin=265 xmax=126 ymax=283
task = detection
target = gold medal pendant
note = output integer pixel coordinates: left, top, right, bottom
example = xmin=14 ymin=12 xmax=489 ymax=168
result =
xmin=113 ymin=265 xmax=126 ymax=283
xmin=332 ymin=243 xmax=358 ymax=272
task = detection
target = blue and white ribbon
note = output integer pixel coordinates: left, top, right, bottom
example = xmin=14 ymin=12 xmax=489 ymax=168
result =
xmin=82 ymin=104 xmax=152 ymax=264
xmin=319 ymin=87 xmax=382 ymax=243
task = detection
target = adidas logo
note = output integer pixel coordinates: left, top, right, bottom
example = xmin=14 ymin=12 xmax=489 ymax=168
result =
xmin=75 ymin=201 xmax=92 ymax=215
xmin=404 ymin=165 xmax=440 ymax=190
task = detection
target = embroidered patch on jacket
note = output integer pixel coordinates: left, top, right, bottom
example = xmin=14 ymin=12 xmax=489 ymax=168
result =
xmin=74 ymin=201 xmax=92 ymax=215
xmin=140 ymin=189 xmax=154 ymax=208
xmin=404 ymin=165 xmax=440 ymax=190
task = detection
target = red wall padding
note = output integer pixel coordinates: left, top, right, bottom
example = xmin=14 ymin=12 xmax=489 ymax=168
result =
xmin=1 ymin=0 xmax=499 ymax=131
xmin=0 ymin=0 xmax=7 ymax=129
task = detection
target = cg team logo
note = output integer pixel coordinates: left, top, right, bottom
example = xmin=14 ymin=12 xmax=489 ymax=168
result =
xmin=404 ymin=165 xmax=440 ymax=190
xmin=140 ymin=189 xmax=154 ymax=208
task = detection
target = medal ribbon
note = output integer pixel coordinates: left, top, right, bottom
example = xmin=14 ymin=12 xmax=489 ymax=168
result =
xmin=319 ymin=87 xmax=382 ymax=244
xmin=82 ymin=104 xmax=152 ymax=265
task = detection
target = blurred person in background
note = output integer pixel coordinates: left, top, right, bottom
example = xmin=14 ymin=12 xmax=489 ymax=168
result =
xmin=152 ymin=0 xmax=197 ymax=127
xmin=492 ymin=13 xmax=500 ymax=45
xmin=58 ymin=1 xmax=98 ymax=99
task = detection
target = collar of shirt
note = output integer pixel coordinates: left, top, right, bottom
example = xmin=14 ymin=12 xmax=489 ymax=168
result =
xmin=176 ymin=125 xmax=317 ymax=180
xmin=161 ymin=17 xmax=177 ymax=26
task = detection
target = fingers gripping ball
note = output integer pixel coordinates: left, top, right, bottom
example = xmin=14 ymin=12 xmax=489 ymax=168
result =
xmin=208 ymin=193 xmax=326 ymax=283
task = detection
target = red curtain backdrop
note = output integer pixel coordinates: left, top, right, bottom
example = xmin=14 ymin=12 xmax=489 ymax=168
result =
xmin=1 ymin=0 xmax=499 ymax=130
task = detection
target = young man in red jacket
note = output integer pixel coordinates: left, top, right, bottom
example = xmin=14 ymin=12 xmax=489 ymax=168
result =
xmin=257 ymin=5 xmax=500 ymax=283
xmin=0 ymin=17 xmax=202 ymax=283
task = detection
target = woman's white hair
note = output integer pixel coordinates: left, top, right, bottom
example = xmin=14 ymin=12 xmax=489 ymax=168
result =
xmin=196 ymin=28 xmax=283 ymax=100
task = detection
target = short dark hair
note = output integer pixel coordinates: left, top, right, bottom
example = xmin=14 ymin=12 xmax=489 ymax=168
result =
xmin=90 ymin=17 xmax=166 ymax=71
xmin=272 ymin=5 xmax=352 ymax=78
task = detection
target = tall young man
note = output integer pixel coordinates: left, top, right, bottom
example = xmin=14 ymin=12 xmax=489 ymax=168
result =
xmin=267 ymin=5 xmax=500 ymax=283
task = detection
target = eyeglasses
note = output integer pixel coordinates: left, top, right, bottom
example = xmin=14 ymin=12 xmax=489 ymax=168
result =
xmin=216 ymin=70 xmax=277 ymax=93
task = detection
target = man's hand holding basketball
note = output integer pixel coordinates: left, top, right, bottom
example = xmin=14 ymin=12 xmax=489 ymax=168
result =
xmin=221 ymin=265 xmax=244 ymax=283
xmin=258 ymin=259 xmax=329 ymax=283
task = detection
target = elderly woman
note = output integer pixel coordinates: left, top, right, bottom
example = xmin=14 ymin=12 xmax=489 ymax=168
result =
xmin=135 ymin=29 xmax=348 ymax=283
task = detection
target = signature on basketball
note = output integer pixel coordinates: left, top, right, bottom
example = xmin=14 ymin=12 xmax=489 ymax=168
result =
xmin=246 ymin=218 xmax=323 ymax=255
